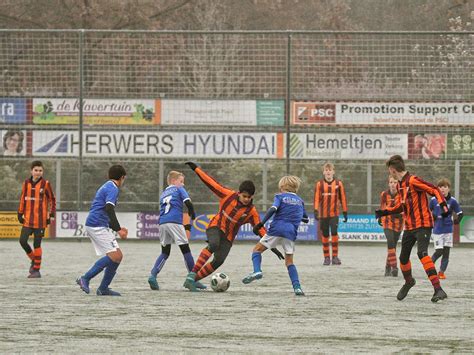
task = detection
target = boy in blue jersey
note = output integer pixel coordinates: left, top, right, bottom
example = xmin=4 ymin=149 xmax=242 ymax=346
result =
xmin=76 ymin=165 xmax=128 ymax=296
xmin=430 ymin=179 xmax=463 ymax=280
xmin=147 ymin=171 xmax=205 ymax=290
xmin=242 ymin=176 xmax=309 ymax=296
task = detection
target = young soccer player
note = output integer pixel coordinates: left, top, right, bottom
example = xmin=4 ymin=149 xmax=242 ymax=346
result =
xmin=76 ymin=165 xmax=128 ymax=296
xmin=378 ymin=176 xmax=404 ymax=277
xmin=430 ymin=178 xmax=463 ymax=280
xmin=147 ymin=171 xmax=206 ymax=290
xmin=17 ymin=161 xmax=56 ymax=278
xmin=313 ymin=162 xmax=348 ymax=265
xmin=182 ymin=161 xmax=284 ymax=292
xmin=242 ymin=176 xmax=309 ymax=296
xmin=375 ymin=155 xmax=449 ymax=302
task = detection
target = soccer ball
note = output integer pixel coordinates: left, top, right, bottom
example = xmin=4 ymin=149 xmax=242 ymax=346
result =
xmin=210 ymin=272 xmax=230 ymax=292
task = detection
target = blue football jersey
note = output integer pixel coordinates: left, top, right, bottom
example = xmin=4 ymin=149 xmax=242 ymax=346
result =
xmin=86 ymin=180 xmax=120 ymax=228
xmin=159 ymin=185 xmax=190 ymax=224
xmin=430 ymin=195 xmax=462 ymax=234
xmin=267 ymin=192 xmax=307 ymax=241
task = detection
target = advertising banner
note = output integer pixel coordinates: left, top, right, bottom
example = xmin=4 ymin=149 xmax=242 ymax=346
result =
xmin=256 ymin=100 xmax=285 ymax=126
xmin=160 ymin=99 xmax=285 ymax=126
xmin=1 ymin=129 xmax=27 ymax=156
xmin=338 ymin=214 xmax=386 ymax=242
xmin=408 ymin=133 xmax=447 ymax=160
xmin=447 ymin=133 xmax=474 ymax=159
xmin=289 ymin=133 xmax=407 ymax=160
xmin=0 ymin=98 xmax=27 ymax=124
xmin=32 ymin=98 xmax=158 ymax=125
xmin=57 ymin=211 xmax=160 ymax=239
xmin=32 ymin=130 xmax=283 ymax=159
xmin=0 ymin=212 xmax=50 ymax=239
xmin=292 ymin=102 xmax=474 ymax=125
xmin=189 ymin=214 xmax=318 ymax=241
xmin=54 ymin=212 xmax=400 ymax=243
xmin=160 ymin=99 xmax=257 ymax=126
xmin=0 ymin=212 xmax=24 ymax=239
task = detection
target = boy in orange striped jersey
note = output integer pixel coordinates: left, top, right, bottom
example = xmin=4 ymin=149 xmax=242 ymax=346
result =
xmin=314 ymin=163 xmax=348 ymax=265
xmin=376 ymin=155 xmax=449 ymax=302
xmin=183 ymin=162 xmax=284 ymax=291
xmin=17 ymin=161 xmax=56 ymax=278
xmin=378 ymin=177 xmax=404 ymax=277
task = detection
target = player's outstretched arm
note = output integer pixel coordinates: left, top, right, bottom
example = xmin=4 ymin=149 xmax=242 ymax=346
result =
xmin=185 ymin=161 xmax=233 ymax=198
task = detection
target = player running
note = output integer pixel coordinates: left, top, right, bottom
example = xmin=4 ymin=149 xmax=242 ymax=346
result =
xmin=376 ymin=155 xmax=449 ymax=302
xmin=242 ymin=176 xmax=309 ymax=296
xmin=76 ymin=165 xmax=128 ymax=296
xmin=182 ymin=162 xmax=284 ymax=292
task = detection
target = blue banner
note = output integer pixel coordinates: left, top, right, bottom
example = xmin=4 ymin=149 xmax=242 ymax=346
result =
xmin=0 ymin=99 xmax=27 ymax=124
xmin=189 ymin=213 xmax=386 ymax=242
xmin=190 ymin=213 xmax=318 ymax=241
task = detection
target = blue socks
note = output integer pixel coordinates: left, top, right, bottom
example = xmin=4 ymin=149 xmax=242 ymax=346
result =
xmin=99 ymin=261 xmax=120 ymax=291
xmin=83 ymin=255 xmax=121 ymax=291
xmin=183 ymin=252 xmax=195 ymax=272
xmin=252 ymin=252 xmax=262 ymax=273
xmin=83 ymin=255 xmax=113 ymax=281
xmin=151 ymin=253 xmax=169 ymax=277
xmin=287 ymin=264 xmax=300 ymax=288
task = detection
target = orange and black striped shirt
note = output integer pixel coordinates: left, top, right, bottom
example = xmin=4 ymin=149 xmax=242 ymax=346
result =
xmin=379 ymin=190 xmax=403 ymax=232
xmin=18 ymin=177 xmax=56 ymax=229
xmin=314 ymin=178 xmax=348 ymax=218
xmin=194 ymin=167 xmax=265 ymax=242
xmin=385 ymin=172 xmax=445 ymax=231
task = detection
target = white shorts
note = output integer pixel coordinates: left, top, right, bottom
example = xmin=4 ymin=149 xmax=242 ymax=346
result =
xmin=433 ymin=233 xmax=453 ymax=249
xmin=85 ymin=226 xmax=120 ymax=256
xmin=259 ymin=234 xmax=295 ymax=254
xmin=159 ymin=223 xmax=188 ymax=246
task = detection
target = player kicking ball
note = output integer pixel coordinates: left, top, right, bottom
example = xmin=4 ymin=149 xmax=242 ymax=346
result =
xmin=242 ymin=176 xmax=309 ymax=296
xmin=76 ymin=165 xmax=128 ymax=296
xmin=182 ymin=161 xmax=284 ymax=292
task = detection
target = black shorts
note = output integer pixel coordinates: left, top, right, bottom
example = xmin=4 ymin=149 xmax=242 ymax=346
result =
xmin=21 ymin=227 xmax=45 ymax=238
xmin=319 ymin=217 xmax=339 ymax=237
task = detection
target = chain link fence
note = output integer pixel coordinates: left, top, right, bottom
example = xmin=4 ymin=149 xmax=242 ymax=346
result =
xmin=0 ymin=30 xmax=473 ymax=214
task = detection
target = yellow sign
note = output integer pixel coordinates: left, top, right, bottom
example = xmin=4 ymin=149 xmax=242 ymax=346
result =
xmin=0 ymin=212 xmax=50 ymax=238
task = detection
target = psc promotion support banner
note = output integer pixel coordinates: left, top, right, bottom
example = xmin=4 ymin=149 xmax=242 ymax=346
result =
xmin=292 ymin=102 xmax=474 ymax=126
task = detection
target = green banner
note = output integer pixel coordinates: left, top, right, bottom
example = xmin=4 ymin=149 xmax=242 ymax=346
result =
xmin=447 ymin=133 xmax=474 ymax=159
xmin=256 ymin=100 xmax=284 ymax=126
